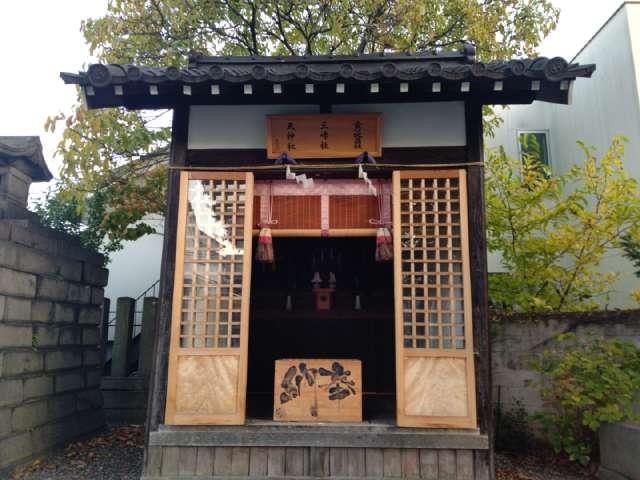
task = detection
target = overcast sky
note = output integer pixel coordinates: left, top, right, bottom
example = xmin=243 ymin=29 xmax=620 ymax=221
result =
xmin=0 ymin=0 xmax=625 ymax=196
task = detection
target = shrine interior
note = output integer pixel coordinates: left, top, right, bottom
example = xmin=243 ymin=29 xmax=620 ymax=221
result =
xmin=247 ymin=236 xmax=396 ymax=422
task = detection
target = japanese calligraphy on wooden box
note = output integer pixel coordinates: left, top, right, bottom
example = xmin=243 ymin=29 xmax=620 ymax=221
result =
xmin=274 ymin=359 xmax=362 ymax=422
xmin=266 ymin=113 xmax=382 ymax=159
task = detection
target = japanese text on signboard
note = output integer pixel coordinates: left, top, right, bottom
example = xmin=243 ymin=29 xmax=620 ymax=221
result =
xmin=266 ymin=113 xmax=382 ymax=159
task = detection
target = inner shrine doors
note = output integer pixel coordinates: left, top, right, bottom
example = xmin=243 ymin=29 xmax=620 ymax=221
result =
xmin=164 ymin=169 xmax=476 ymax=428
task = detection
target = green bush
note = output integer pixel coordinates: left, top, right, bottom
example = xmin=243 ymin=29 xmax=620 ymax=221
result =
xmin=495 ymin=399 xmax=532 ymax=453
xmin=531 ymin=333 xmax=640 ymax=466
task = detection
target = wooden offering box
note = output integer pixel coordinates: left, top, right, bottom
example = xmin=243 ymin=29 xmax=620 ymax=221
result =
xmin=312 ymin=287 xmax=334 ymax=311
xmin=274 ymin=359 xmax=362 ymax=422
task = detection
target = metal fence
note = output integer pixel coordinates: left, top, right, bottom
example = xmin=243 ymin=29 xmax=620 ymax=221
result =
xmin=106 ymin=279 xmax=159 ymax=341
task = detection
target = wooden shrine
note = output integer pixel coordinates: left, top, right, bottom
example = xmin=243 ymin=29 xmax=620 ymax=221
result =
xmin=62 ymin=46 xmax=594 ymax=479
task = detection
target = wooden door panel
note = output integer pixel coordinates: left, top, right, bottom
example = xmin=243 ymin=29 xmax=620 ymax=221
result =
xmin=393 ymin=170 xmax=476 ymax=428
xmin=166 ymin=171 xmax=254 ymax=425
xmin=404 ymin=357 xmax=468 ymax=417
xmin=175 ymin=355 xmax=239 ymax=416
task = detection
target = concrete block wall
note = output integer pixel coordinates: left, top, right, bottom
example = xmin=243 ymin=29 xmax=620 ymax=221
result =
xmin=491 ymin=309 xmax=640 ymax=414
xmin=0 ymin=219 xmax=109 ymax=470
xmin=101 ymin=376 xmax=148 ymax=425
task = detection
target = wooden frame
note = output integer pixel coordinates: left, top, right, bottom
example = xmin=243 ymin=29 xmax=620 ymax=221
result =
xmin=393 ymin=169 xmax=477 ymax=429
xmin=165 ymin=171 xmax=254 ymax=425
xmin=146 ymin=106 xmax=189 ymax=440
xmin=266 ymin=113 xmax=382 ymax=159
xmin=251 ymin=228 xmax=377 ymax=237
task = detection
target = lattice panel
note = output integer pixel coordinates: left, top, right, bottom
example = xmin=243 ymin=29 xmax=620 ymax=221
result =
xmin=180 ymin=178 xmax=247 ymax=349
xmin=393 ymin=169 xmax=476 ymax=429
xmin=329 ymin=195 xmax=379 ymax=229
xmin=398 ymin=176 xmax=465 ymax=350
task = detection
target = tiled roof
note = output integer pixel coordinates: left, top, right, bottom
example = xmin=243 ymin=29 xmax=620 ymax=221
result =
xmin=62 ymin=48 xmax=595 ymax=88
xmin=0 ymin=136 xmax=53 ymax=182
xmin=60 ymin=45 xmax=595 ymax=109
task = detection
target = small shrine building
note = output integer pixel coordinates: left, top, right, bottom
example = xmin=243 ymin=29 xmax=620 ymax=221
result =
xmin=62 ymin=45 xmax=594 ymax=480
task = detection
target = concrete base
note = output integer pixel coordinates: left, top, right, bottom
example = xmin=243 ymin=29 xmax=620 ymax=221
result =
xmin=600 ymin=466 xmax=634 ymax=480
xmin=599 ymin=422 xmax=640 ymax=480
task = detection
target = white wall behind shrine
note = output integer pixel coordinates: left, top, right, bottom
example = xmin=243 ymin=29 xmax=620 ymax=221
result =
xmin=188 ymin=104 xmax=319 ymax=149
xmin=188 ymin=101 xmax=466 ymax=149
xmin=487 ymin=3 xmax=640 ymax=308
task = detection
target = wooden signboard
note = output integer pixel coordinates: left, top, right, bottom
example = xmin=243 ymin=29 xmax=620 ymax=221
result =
xmin=273 ymin=359 xmax=362 ymax=422
xmin=266 ymin=113 xmax=382 ymax=159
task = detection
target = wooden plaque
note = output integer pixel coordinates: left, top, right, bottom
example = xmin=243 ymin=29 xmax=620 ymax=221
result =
xmin=266 ymin=113 xmax=382 ymax=159
xmin=273 ymin=359 xmax=362 ymax=422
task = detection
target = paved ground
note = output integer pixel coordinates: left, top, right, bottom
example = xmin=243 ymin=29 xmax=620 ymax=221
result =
xmin=5 ymin=426 xmax=590 ymax=480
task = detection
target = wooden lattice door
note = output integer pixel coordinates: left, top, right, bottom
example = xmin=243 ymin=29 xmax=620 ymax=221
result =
xmin=392 ymin=170 xmax=477 ymax=428
xmin=166 ymin=172 xmax=254 ymax=425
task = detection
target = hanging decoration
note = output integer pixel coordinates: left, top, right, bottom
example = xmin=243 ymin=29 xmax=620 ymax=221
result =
xmin=355 ymin=151 xmax=377 ymax=165
xmin=357 ymin=165 xmax=377 ymax=196
xmin=256 ymin=227 xmax=274 ymax=263
xmin=256 ymin=182 xmax=277 ymax=263
xmin=375 ymin=227 xmax=393 ymax=262
xmin=285 ymin=165 xmax=314 ymax=188
xmin=275 ymin=152 xmax=297 ymax=165
xmin=371 ymin=180 xmax=393 ymax=262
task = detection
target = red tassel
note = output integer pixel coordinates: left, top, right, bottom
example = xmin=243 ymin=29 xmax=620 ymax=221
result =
xmin=256 ymin=227 xmax=274 ymax=263
xmin=375 ymin=227 xmax=393 ymax=262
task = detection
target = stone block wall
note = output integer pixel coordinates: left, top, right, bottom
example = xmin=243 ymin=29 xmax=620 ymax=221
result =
xmin=0 ymin=219 xmax=108 ymax=470
xmin=491 ymin=309 xmax=640 ymax=414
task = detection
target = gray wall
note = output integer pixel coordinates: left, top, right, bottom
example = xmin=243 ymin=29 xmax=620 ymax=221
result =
xmin=492 ymin=309 xmax=640 ymax=414
xmin=0 ymin=219 xmax=108 ymax=470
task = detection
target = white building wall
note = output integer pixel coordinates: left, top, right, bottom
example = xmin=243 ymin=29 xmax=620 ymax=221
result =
xmin=487 ymin=4 xmax=640 ymax=308
xmin=104 ymin=215 xmax=164 ymax=302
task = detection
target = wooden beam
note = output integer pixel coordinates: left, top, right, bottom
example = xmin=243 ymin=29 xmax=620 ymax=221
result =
xmin=464 ymin=100 xmax=494 ymax=479
xmin=187 ymin=146 xmax=467 ymax=168
xmin=144 ymin=106 xmax=189 ymax=452
xmin=251 ymin=228 xmax=377 ymax=237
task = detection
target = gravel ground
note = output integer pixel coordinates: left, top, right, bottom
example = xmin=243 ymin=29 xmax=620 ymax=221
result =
xmin=496 ymin=449 xmax=592 ymax=480
xmin=6 ymin=426 xmax=592 ymax=480
xmin=5 ymin=426 xmax=144 ymax=480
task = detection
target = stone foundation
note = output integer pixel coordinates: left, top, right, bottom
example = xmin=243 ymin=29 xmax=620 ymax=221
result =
xmin=599 ymin=422 xmax=640 ymax=480
xmin=0 ymin=219 xmax=108 ymax=470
